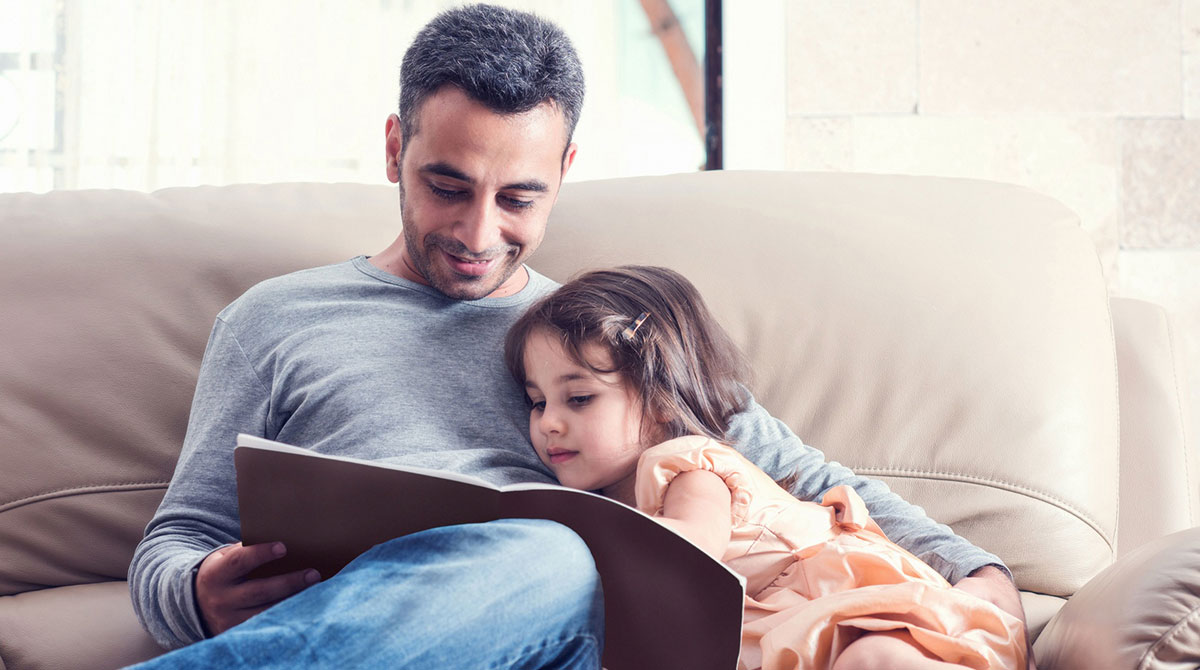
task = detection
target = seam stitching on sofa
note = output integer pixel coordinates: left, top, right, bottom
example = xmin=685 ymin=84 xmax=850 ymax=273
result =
xmin=849 ymin=467 xmax=1113 ymax=549
xmin=1104 ymin=290 xmax=1120 ymax=555
xmin=1162 ymin=309 xmax=1195 ymax=527
xmin=1137 ymin=601 xmax=1200 ymax=670
xmin=0 ymin=482 xmax=170 ymax=513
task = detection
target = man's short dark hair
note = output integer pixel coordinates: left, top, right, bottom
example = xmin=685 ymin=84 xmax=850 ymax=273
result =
xmin=399 ymin=3 xmax=585 ymax=147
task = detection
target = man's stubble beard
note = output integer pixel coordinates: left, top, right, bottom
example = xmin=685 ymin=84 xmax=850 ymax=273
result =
xmin=397 ymin=179 xmax=525 ymax=301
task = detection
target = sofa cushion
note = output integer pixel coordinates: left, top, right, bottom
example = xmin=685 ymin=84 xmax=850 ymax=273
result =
xmin=0 ymin=581 xmax=166 ymax=669
xmin=1033 ymin=526 xmax=1200 ymax=669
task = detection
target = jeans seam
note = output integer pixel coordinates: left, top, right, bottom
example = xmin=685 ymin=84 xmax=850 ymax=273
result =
xmin=488 ymin=632 xmax=601 ymax=670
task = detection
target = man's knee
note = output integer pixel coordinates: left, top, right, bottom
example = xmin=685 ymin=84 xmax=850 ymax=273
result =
xmin=355 ymin=519 xmax=599 ymax=606
xmin=499 ymin=520 xmax=592 ymax=566
xmin=494 ymin=520 xmax=597 ymax=587
xmin=448 ymin=521 xmax=604 ymax=669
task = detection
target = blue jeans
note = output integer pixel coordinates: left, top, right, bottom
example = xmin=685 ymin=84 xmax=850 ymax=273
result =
xmin=128 ymin=519 xmax=604 ymax=669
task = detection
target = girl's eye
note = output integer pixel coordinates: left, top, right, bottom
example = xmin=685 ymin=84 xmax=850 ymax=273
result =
xmin=430 ymin=184 xmax=465 ymax=201
xmin=529 ymin=400 xmax=546 ymax=412
xmin=568 ymin=395 xmax=593 ymax=406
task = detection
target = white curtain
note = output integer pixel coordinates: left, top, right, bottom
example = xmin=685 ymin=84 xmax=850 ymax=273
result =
xmin=0 ymin=0 xmax=706 ymax=193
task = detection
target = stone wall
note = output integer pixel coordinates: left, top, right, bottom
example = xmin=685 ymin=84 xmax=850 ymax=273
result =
xmin=753 ymin=0 xmax=1199 ymax=449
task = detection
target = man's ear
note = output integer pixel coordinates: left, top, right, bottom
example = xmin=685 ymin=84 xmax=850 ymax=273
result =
xmin=560 ymin=142 xmax=578 ymax=180
xmin=551 ymin=142 xmax=579 ymax=208
xmin=385 ymin=114 xmax=404 ymax=184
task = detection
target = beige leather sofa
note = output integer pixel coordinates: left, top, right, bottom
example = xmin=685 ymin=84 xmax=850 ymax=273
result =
xmin=1 ymin=171 xmax=1196 ymax=670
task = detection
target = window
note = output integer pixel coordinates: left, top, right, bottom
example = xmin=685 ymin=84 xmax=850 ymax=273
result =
xmin=0 ymin=0 xmax=716 ymax=193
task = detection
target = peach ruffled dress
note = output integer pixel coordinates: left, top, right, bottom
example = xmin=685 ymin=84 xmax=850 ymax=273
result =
xmin=633 ymin=436 xmax=1026 ymax=670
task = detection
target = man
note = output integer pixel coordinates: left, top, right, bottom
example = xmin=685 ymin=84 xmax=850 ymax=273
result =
xmin=129 ymin=4 xmax=1030 ymax=668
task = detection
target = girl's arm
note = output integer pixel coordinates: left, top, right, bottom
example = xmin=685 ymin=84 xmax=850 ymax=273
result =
xmin=655 ymin=470 xmax=733 ymax=560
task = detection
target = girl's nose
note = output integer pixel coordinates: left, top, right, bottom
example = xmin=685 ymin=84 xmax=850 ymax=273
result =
xmin=539 ymin=405 xmax=565 ymax=435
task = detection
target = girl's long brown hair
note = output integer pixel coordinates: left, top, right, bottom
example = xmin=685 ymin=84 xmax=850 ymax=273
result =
xmin=504 ymin=266 xmax=749 ymax=443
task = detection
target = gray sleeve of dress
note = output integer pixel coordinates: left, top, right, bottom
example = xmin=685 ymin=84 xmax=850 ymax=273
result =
xmin=725 ymin=392 xmax=1007 ymax=584
xmin=127 ymin=317 xmax=270 ymax=648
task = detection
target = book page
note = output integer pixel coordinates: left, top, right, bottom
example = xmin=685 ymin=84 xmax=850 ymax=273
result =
xmin=237 ymin=433 xmax=501 ymax=488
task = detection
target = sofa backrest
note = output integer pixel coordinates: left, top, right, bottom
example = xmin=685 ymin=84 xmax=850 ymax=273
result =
xmin=533 ymin=172 xmax=1118 ymax=597
xmin=0 ymin=172 xmax=1119 ymax=599
xmin=0 ymin=184 xmax=396 ymax=594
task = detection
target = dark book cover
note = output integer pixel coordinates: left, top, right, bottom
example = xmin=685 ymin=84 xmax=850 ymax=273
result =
xmin=235 ymin=433 xmax=745 ymax=670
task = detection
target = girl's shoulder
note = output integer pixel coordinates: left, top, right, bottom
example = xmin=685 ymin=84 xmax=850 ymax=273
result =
xmin=641 ymin=435 xmax=745 ymax=463
xmin=635 ymin=435 xmax=758 ymax=518
xmin=637 ymin=435 xmax=759 ymax=485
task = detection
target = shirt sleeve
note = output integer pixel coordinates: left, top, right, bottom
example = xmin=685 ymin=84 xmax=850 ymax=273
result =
xmin=724 ymin=389 xmax=1007 ymax=584
xmin=127 ymin=316 xmax=271 ymax=648
xmin=633 ymin=436 xmax=756 ymax=524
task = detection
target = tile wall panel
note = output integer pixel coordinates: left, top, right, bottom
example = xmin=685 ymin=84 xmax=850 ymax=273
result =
xmin=919 ymin=0 xmax=1181 ymax=115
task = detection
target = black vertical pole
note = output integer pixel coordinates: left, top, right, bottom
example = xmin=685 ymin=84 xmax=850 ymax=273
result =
xmin=704 ymin=0 xmax=722 ymax=170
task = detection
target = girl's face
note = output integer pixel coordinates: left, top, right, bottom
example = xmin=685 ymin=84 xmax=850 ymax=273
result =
xmin=521 ymin=329 xmax=652 ymax=503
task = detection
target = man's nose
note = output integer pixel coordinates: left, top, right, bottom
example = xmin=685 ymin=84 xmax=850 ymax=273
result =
xmin=454 ymin=196 xmax=503 ymax=254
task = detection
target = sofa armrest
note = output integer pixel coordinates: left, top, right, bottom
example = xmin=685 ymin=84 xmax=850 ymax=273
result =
xmin=1032 ymin=526 xmax=1200 ymax=669
xmin=1111 ymin=297 xmax=1197 ymax=557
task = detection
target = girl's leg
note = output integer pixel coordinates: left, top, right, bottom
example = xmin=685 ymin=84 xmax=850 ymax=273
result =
xmin=831 ymin=631 xmax=967 ymax=670
xmin=126 ymin=519 xmax=604 ymax=669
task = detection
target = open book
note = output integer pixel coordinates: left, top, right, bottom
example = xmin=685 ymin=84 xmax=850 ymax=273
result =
xmin=234 ymin=434 xmax=745 ymax=670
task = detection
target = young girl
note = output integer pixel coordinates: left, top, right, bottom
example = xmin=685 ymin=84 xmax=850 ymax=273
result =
xmin=503 ymin=266 xmax=1027 ymax=670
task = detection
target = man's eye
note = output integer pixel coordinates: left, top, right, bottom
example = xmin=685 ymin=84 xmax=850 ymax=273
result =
xmin=430 ymin=185 xmax=465 ymax=201
xmin=568 ymin=395 xmax=592 ymax=406
xmin=500 ymin=195 xmax=534 ymax=210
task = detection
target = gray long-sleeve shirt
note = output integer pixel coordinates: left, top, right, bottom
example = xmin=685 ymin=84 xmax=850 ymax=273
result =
xmin=128 ymin=256 xmax=1003 ymax=649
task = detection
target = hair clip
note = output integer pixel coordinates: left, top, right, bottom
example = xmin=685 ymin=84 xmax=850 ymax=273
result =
xmin=621 ymin=311 xmax=651 ymax=341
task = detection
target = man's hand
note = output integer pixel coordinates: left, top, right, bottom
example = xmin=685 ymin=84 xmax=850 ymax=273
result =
xmin=953 ymin=565 xmax=1037 ymax=670
xmin=195 ymin=542 xmax=320 ymax=636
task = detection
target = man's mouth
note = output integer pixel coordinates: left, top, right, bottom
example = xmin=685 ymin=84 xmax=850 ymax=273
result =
xmin=442 ymin=250 xmax=499 ymax=277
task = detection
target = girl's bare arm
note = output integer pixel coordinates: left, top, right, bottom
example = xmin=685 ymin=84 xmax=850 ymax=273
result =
xmin=656 ymin=470 xmax=733 ymax=559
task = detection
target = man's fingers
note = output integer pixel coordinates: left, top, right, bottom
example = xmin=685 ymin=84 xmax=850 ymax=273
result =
xmin=232 ymin=568 xmax=322 ymax=610
xmin=196 ymin=556 xmax=320 ymax=635
xmin=205 ymin=541 xmax=288 ymax=582
xmin=195 ymin=542 xmax=319 ymax=636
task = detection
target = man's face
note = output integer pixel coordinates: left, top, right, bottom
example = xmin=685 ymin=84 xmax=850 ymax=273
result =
xmin=384 ymin=87 xmax=577 ymax=300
